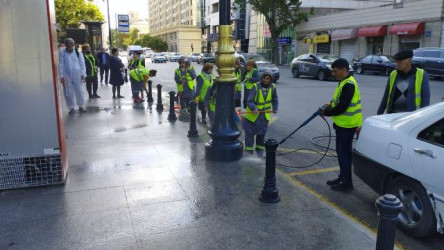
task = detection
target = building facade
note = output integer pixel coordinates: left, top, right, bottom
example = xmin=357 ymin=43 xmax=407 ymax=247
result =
xmin=294 ymin=0 xmax=444 ymax=63
xmin=149 ymin=0 xmax=201 ymax=54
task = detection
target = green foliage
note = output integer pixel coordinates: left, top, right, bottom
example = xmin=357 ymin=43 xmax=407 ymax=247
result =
xmin=118 ymin=28 xmax=168 ymax=52
xmin=123 ymin=28 xmax=140 ymax=48
xmin=233 ymin=0 xmax=311 ymax=64
xmin=108 ymin=29 xmax=130 ymax=49
xmin=55 ymin=0 xmax=105 ymax=29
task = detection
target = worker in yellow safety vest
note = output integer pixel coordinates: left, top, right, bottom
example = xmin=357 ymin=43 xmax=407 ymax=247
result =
xmin=321 ymin=58 xmax=362 ymax=192
xmin=242 ymin=60 xmax=259 ymax=108
xmin=194 ymin=63 xmax=214 ymax=124
xmin=130 ymin=68 xmax=157 ymax=103
xmin=242 ymin=72 xmax=278 ymax=156
xmin=174 ymin=57 xmax=196 ymax=111
xmin=377 ymin=49 xmax=430 ymax=115
xmin=233 ymin=59 xmax=242 ymax=108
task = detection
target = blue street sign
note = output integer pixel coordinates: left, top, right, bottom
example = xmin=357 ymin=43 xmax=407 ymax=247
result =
xmin=118 ymin=14 xmax=130 ymax=33
xmin=278 ymin=37 xmax=291 ymax=45
xmin=425 ymin=31 xmax=432 ymax=37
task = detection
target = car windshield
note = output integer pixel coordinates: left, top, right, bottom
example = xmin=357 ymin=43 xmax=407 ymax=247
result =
xmin=318 ymin=55 xmax=339 ymax=62
xmin=203 ymin=53 xmax=213 ymax=57
xmin=155 ymin=53 xmax=164 ymax=56
xmin=380 ymin=56 xmax=395 ymax=62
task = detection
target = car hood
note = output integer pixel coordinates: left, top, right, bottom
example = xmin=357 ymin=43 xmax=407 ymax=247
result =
xmin=368 ymin=113 xmax=408 ymax=124
xmin=257 ymin=63 xmax=277 ymax=68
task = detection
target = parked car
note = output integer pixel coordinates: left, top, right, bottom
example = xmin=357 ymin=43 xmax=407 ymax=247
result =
xmin=153 ymin=53 xmax=167 ymax=63
xmin=162 ymin=52 xmax=171 ymax=61
xmin=413 ymin=48 xmax=444 ymax=80
xmin=198 ymin=53 xmax=215 ymax=64
xmin=353 ymin=101 xmax=444 ymax=238
xmin=290 ymin=54 xmax=353 ymax=81
xmin=243 ymin=54 xmax=280 ymax=82
xmin=353 ymin=55 xmax=396 ymax=76
xmin=127 ymin=45 xmax=143 ymax=59
xmin=170 ymin=53 xmax=183 ymax=62
xmin=188 ymin=53 xmax=200 ymax=62
xmin=145 ymin=49 xmax=155 ymax=59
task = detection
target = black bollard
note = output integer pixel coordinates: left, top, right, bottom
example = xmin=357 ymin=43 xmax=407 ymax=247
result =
xmin=147 ymin=80 xmax=154 ymax=103
xmin=259 ymin=138 xmax=280 ymax=203
xmin=187 ymin=101 xmax=199 ymax=138
xmin=375 ymin=194 xmax=403 ymax=250
xmin=168 ymin=91 xmax=177 ymax=121
xmin=156 ymin=84 xmax=164 ymax=112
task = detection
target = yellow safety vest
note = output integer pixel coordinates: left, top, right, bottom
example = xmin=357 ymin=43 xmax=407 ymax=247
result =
xmin=130 ymin=58 xmax=144 ymax=69
xmin=331 ymin=76 xmax=363 ymax=128
xmin=198 ymin=72 xmax=213 ymax=100
xmin=209 ymin=88 xmax=216 ymax=112
xmin=84 ymin=54 xmax=97 ymax=76
xmin=233 ymin=69 xmax=242 ymax=92
xmin=387 ymin=68 xmax=424 ymax=112
xmin=175 ymin=67 xmax=195 ymax=93
xmin=244 ymin=83 xmax=275 ymax=123
xmin=244 ymin=68 xmax=258 ymax=90
xmin=130 ymin=68 xmax=150 ymax=81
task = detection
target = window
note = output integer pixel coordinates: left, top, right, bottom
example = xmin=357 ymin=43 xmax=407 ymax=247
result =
xmin=423 ymin=50 xmax=441 ymax=58
xmin=418 ymin=119 xmax=444 ymax=147
xmin=296 ymin=54 xmax=309 ymax=60
xmin=372 ymin=56 xmax=381 ymax=63
xmin=212 ymin=3 xmax=219 ymax=13
xmin=362 ymin=56 xmax=373 ymax=63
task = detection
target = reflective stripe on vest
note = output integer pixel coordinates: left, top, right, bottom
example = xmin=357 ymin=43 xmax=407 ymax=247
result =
xmin=244 ymin=83 xmax=275 ymax=123
xmin=130 ymin=68 xmax=150 ymax=82
xmin=233 ymin=69 xmax=242 ymax=92
xmin=244 ymin=68 xmax=258 ymax=90
xmin=198 ymin=72 xmax=213 ymax=100
xmin=85 ymin=55 xmax=96 ymax=76
xmin=175 ymin=68 xmax=194 ymax=92
xmin=387 ymin=68 xmax=424 ymax=112
xmin=331 ymin=76 xmax=363 ymax=128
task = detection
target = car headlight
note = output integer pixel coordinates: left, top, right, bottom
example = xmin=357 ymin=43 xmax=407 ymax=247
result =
xmin=326 ymin=64 xmax=332 ymax=70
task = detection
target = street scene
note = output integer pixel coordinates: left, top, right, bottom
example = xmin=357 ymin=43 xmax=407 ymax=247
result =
xmin=1 ymin=0 xmax=444 ymax=249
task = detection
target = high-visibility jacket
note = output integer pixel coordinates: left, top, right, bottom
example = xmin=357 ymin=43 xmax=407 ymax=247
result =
xmin=244 ymin=83 xmax=275 ymax=123
xmin=244 ymin=68 xmax=258 ymax=90
xmin=386 ymin=68 xmax=424 ymax=112
xmin=130 ymin=68 xmax=150 ymax=82
xmin=233 ymin=69 xmax=242 ymax=92
xmin=331 ymin=76 xmax=363 ymax=128
xmin=84 ymin=54 xmax=97 ymax=77
xmin=175 ymin=67 xmax=195 ymax=93
xmin=129 ymin=58 xmax=144 ymax=69
xmin=209 ymin=88 xmax=216 ymax=112
xmin=198 ymin=72 xmax=213 ymax=101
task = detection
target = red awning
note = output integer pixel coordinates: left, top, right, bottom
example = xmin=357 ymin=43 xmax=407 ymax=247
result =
xmin=389 ymin=22 xmax=425 ymax=35
xmin=358 ymin=26 xmax=387 ymax=37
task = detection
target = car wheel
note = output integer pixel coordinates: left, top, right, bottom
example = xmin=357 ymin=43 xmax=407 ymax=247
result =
xmin=385 ymin=67 xmax=392 ymax=76
xmin=292 ymin=67 xmax=300 ymax=78
xmin=317 ymin=70 xmax=326 ymax=81
xmin=356 ymin=66 xmax=363 ymax=74
xmin=387 ymin=176 xmax=436 ymax=238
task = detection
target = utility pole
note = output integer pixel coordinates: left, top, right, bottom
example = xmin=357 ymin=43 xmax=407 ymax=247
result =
xmin=107 ymin=0 xmax=113 ymax=48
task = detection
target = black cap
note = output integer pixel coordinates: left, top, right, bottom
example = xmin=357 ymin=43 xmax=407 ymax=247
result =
xmin=393 ymin=50 xmax=413 ymax=60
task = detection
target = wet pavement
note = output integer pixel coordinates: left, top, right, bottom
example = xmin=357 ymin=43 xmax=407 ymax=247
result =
xmin=0 ymin=80 xmax=383 ymax=250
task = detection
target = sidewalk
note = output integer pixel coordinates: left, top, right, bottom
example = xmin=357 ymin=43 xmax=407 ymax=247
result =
xmin=0 ymin=85 xmax=377 ymax=250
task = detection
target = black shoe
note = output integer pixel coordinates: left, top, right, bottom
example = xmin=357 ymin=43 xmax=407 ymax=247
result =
xmin=79 ymin=107 xmax=88 ymax=113
xmin=330 ymin=181 xmax=354 ymax=192
xmin=93 ymin=94 xmax=101 ymax=98
xmin=69 ymin=108 xmax=75 ymax=115
xmin=117 ymin=95 xmax=124 ymax=98
xmin=326 ymin=177 xmax=342 ymax=186
xmin=89 ymin=94 xmax=94 ymax=99
xmin=113 ymin=96 xmax=117 ymax=99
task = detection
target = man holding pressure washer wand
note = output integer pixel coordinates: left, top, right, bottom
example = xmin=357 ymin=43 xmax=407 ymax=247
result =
xmin=320 ymin=58 xmax=363 ymax=192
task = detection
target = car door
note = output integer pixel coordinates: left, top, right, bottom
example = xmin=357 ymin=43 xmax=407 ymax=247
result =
xmin=408 ymin=117 xmax=444 ymax=194
xmin=423 ymin=50 xmax=441 ymax=76
xmin=307 ymin=55 xmax=320 ymax=76
xmin=372 ymin=56 xmax=384 ymax=73
xmin=297 ymin=54 xmax=311 ymax=76
xmin=360 ymin=56 xmax=372 ymax=72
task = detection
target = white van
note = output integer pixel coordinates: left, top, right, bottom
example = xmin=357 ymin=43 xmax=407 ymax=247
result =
xmin=127 ymin=45 xmax=143 ymax=59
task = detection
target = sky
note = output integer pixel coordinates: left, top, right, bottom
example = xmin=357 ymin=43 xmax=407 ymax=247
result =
xmin=92 ymin=0 xmax=148 ymax=28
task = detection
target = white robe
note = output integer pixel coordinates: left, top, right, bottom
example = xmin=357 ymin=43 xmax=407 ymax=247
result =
xmin=59 ymin=49 xmax=86 ymax=109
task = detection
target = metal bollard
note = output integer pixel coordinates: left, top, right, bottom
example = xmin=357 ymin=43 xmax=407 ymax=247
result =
xmin=147 ymin=80 xmax=154 ymax=103
xmin=259 ymin=139 xmax=280 ymax=203
xmin=375 ymin=194 xmax=403 ymax=250
xmin=156 ymin=84 xmax=164 ymax=112
xmin=187 ymin=100 xmax=199 ymax=137
xmin=168 ymin=91 xmax=177 ymax=121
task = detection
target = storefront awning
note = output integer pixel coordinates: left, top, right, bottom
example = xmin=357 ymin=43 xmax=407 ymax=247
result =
xmin=358 ymin=26 xmax=387 ymax=37
xmin=389 ymin=22 xmax=425 ymax=35
xmin=331 ymin=28 xmax=358 ymax=41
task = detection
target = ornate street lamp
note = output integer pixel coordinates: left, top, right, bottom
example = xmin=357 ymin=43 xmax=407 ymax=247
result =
xmin=205 ymin=0 xmax=243 ymax=162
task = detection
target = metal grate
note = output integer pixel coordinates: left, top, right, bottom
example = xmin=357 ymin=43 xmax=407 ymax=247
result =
xmin=0 ymin=154 xmax=64 ymax=190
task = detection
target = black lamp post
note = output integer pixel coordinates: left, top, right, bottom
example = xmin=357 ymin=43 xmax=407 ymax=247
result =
xmin=205 ymin=0 xmax=243 ymax=162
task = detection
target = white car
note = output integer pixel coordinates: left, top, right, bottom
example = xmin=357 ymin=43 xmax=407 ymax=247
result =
xmin=353 ymin=102 xmax=444 ymax=238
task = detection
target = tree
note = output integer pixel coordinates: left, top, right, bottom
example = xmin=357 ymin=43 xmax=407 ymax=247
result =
xmin=234 ymin=0 xmax=311 ymax=64
xmin=123 ymin=28 xmax=140 ymax=47
xmin=138 ymin=34 xmax=168 ymax=52
xmin=55 ymin=0 xmax=105 ymax=29
xmin=108 ymin=29 xmax=130 ymax=49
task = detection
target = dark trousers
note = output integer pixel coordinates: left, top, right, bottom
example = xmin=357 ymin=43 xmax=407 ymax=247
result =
xmin=100 ymin=66 xmax=109 ymax=83
xmin=180 ymin=97 xmax=191 ymax=109
xmin=198 ymin=101 xmax=207 ymax=121
xmin=335 ymin=126 xmax=357 ymax=184
xmin=235 ymin=99 xmax=241 ymax=108
xmin=85 ymin=75 xmax=98 ymax=96
xmin=245 ymin=133 xmax=265 ymax=152
xmin=130 ymin=78 xmax=142 ymax=98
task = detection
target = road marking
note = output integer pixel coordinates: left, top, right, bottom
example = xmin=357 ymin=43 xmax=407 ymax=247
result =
xmin=277 ymin=147 xmax=337 ymax=157
xmin=277 ymin=169 xmax=406 ymax=250
xmin=288 ymin=166 xmax=340 ymax=176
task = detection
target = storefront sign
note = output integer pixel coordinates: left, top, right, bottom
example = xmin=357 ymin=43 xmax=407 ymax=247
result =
xmin=278 ymin=37 xmax=291 ymax=45
xmin=426 ymin=31 xmax=432 ymax=37
xmin=291 ymin=40 xmax=296 ymax=52
xmin=314 ymin=35 xmax=330 ymax=43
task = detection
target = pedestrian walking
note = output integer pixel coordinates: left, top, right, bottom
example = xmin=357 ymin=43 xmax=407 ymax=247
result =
xmin=82 ymin=44 xmax=100 ymax=99
xmin=109 ymin=48 xmax=125 ymax=99
xmin=233 ymin=59 xmax=242 ymax=108
xmin=321 ymin=58 xmax=363 ymax=192
xmin=242 ymin=60 xmax=259 ymax=108
xmin=174 ymin=57 xmax=196 ymax=111
xmin=377 ymin=50 xmax=430 ymax=115
xmin=130 ymin=68 xmax=157 ymax=103
xmin=59 ymin=38 xmax=87 ymax=115
xmin=97 ymin=48 xmax=110 ymax=84
xmin=243 ymin=72 xmax=278 ymax=156
xmin=194 ymin=63 xmax=214 ymax=124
